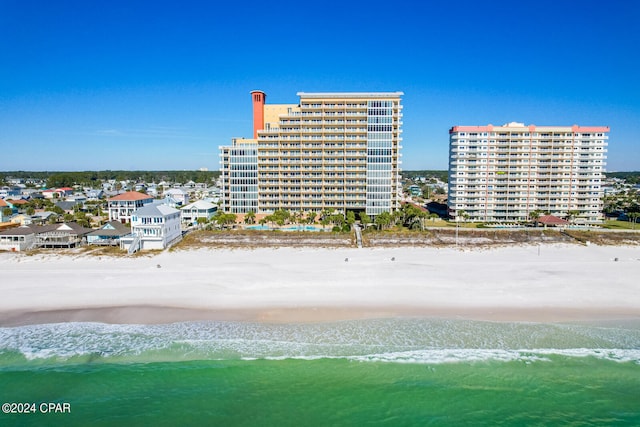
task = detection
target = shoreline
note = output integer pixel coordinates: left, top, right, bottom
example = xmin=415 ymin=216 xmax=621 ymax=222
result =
xmin=1 ymin=244 xmax=639 ymax=327
xmin=1 ymin=304 xmax=640 ymax=327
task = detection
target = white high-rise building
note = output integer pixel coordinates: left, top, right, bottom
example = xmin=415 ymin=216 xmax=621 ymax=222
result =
xmin=447 ymin=122 xmax=609 ymax=225
xmin=220 ymin=91 xmax=404 ymax=218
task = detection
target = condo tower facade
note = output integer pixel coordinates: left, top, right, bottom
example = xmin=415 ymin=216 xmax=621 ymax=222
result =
xmin=220 ymin=91 xmax=403 ymax=217
xmin=447 ymin=122 xmax=609 ymax=225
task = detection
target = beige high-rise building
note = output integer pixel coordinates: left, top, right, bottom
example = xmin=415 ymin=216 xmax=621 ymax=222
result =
xmin=447 ymin=122 xmax=609 ymax=225
xmin=220 ymin=91 xmax=404 ymax=217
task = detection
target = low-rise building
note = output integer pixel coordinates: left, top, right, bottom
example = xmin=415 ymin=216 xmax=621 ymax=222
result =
xmin=87 ymin=221 xmax=131 ymax=246
xmin=0 ymin=225 xmax=36 ymax=252
xmin=33 ymin=222 xmax=93 ymax=248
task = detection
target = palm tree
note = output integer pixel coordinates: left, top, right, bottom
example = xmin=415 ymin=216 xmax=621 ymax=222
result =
xmin=306 ymin=211 xmax=317 ymax=224
xmin=628 ymin=212 xmax=640 ymax=230
xmin=565 ymin=210 xmax=580 ymax=225
xmin=359 ymin=212 xmax=372 ymax=228
xmin=374 ymin=211 xmax=392 ymax=230
xmin=244 ymin=210 xmax=256 ymax=224
xmin=529 ymin=210 xmax=543 ymax=227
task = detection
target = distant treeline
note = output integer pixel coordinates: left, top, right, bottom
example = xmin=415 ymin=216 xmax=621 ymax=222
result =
xmin=0 ymin=170 xmax=220 ymax=188
xmin=2 ymin=170 xmax=638 ymax=188
xmin=402 ymin=170 xmax=449 ymax=183
xmin=401 ymin=171 xmax=640 ymax=185
xmin=605 ymin=172 xmax=640 ymax=185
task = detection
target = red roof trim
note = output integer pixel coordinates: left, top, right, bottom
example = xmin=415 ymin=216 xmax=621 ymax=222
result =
xmin=108 ymin=191 xmax=154 ymax=201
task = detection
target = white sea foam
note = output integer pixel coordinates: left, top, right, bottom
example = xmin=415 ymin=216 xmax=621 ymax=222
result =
xmin=1 ymin=319 xmax=639 ymax=364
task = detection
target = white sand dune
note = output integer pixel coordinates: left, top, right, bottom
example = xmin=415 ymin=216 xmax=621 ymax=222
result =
xmin=0 ymin=244 xmax=639 ymax=325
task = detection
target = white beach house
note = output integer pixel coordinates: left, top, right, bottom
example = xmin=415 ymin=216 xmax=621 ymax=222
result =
xmin=107 ymin=191 xmax=154 ymax=224
xmin=120 ymin=203 xmax=182 ymax=253
xmin=164 ymin=188 xmax=189 ymax=206
xmin=180 ymin=200 xmax=217 ymax=224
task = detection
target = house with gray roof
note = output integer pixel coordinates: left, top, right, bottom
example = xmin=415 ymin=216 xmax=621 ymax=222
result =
xmin=87 ymin=221 xmax=131 ymax=246
xmin=33 ymin=222 xmax=93 ymax=248
xmin=0 ymin=225 xmax=36 ymax=252
xmin=119 ymin=203 xmax=182 ymax=253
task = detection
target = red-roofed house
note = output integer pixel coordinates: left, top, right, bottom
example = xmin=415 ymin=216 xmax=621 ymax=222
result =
xmin=108 ymin=191 xmax=154 ymax=224
xmin=42 ymin=187 xmax=74 ymax=199
xmin=537 ymin=215 xmax=570 ymax=227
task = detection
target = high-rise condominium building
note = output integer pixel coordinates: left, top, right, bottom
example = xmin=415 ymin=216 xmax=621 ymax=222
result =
xmin=447 ymin=122 xmax=609 ymax=225
xmin=219 ymin=91 xmax=403 ymax=217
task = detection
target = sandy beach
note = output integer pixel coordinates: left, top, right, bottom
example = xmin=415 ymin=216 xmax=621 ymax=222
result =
xmin=1 ymin=244 xmax=639 ymax=326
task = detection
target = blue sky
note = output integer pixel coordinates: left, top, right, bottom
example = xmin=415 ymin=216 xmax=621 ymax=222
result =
xmin=1 ymin=0 xmax=639 ymax=171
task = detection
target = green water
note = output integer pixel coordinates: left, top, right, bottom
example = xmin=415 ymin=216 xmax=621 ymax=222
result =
xmin=1 ymin=358 xmax=639 ymax=426
xmin=1 ymin=319 xmax=639 ymax=426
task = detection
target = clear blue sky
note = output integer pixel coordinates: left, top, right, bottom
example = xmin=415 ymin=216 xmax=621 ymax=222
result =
xmin=1 ymin=0 xmax=639 ymax=172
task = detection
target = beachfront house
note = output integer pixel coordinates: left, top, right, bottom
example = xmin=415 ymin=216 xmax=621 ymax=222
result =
xmin=0 ymin=225 xmax=36 ymax=252
xmin=86 ymin=221 xmax=131 ymax=246
xmin=107 ymin=191 xmax=154 ymax=224
xmin=180 ymin=200 xmax=217 ymax=224
xmin=120 ymin=203 xmax=182 ymax=253
xmin=33 ymin=222 xmax=93 ymax=248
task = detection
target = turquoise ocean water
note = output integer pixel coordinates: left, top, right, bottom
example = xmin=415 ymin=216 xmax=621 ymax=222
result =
xmin=1 ymin=318 xmax=639 ymax=426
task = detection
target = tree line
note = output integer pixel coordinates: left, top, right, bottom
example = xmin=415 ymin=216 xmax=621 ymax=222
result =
xmin=0 ymin=170 xmax=220 ymax=189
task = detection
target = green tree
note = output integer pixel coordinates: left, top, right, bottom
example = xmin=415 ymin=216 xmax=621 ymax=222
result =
xmin=244 ymin=210 xmax=256 ymax=224
xmin=306 ymin=211 xmax=317 ymax=224
xmin=529 ymin=210 xmax=543 ymax=227
xmin=215 ymin=212 xmax=237 ymax=228
xmin=374 ymin=211 xmax=392 ymax=230
xmin=565 ymin=210 xmax=580 ymax=224
xmin=271 ymin=209 xmax=290 ymax=226
xmin=359 ymin=212 xmax=372 ymax=227
xmin=346 ymin=211 xmax=356 ymax=227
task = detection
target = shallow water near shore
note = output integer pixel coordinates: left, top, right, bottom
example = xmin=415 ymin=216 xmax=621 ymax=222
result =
xmin=1 ymin=318 xmax=639 ymax=426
